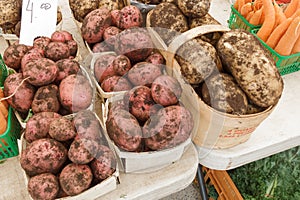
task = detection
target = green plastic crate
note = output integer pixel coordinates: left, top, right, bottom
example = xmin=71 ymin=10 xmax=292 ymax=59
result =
xmin=0 ymin=106 xmax=22 ymax=161
xmin=228 ymin=5 xmax=261 ymax=32
xmin=0 ymin=54 xmax=8 ymax=87
xmin=251 ymin=29 xmax=300 ymax=76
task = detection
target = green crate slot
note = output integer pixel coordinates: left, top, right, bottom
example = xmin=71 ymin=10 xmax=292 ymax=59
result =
xmin=251 ymin=29 xmax=300 ymax=76
xmin=0 ymin=106 xmax=22 ymax=160
xmin=228 ymin=5 xmax=261 ymax=32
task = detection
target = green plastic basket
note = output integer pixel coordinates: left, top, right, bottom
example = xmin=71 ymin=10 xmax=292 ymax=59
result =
xmin=228 ymin=5 xmax=261 ymax=32
xmin=0 ymin=54 xmax=8 ymax=87
xmin=0 ymin=106 xmax=22 ymax=161
xmin=251 ymin=29 xmax=300 ymax=76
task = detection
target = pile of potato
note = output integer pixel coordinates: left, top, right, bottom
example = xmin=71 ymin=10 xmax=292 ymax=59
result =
xmin=20 ymin=110 xmax=117 ymax=200
xmin=2 ymin=30 xmax=94 ymax=118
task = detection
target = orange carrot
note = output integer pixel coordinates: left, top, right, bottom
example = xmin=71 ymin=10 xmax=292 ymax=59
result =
xmin=249 ymin=7 xmax=263 ymax=25
xmin=274 ymin=1 xmax=287 ymax=27
xmin=275 ymin=16 xmax=300 ymax=55
xmin=257 ymin=0 xmax=276 ymax=42
xmin=291 ymin=35 xmax=300 ymax=54
xmin=0 ymin=111 xmax=7 ymax=135
xmin=246 ymin=10 xmax=255 ymax=21
xmin=238 ymin=0 xmax=246 ymax=12
xmin=253 ymin=0 xmax=263 ymax=10
xmin=266 ymin=17 xmax=293 ymax=48
xmin=284 ymin=0 xmax=299 ymax=18
xmin=240 ymin=3 xmax=253 ymax=17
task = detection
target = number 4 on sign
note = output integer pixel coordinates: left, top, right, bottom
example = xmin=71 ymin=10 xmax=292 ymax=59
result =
xmin=19 ymin=0 xmax=58 ymax=46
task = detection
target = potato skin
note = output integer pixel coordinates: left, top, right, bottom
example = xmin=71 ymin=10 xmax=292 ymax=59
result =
xmin=101 ymin=75 xmax=132 ymax=92
xmin=31 ymin=84 xmax=60 ymax=114
xmin=69 ymin=0 xmax=98 ymax=22
xmin=3 ymin=43 xmax=29 ymax=70
xmin=145 ymin=52 xmax=165 ymax=70
xmin=27 ymin=173 xmax=59 ymax=200
xmin=33 ymin=36 xmax=51 ymax=51
xmin=21 ymin=48 xmax=44 ymax=71
xmin=177 ymin=0 xmax=211 ymax=18
xmin=0 ymin=0 xmax=22 ymax=32
xmin=59 ymin=74 xmax=93 ymax=112
xmin=93 ymin=54 xmax=117 ymax=83
xmin=55 ymin=59 xmax=80 ymax=83
xmin=117 ymin=5 xmax=143 ymax=29
xmin=44 ymin=42 xmax=71 ymax=62
xmin=3 ymin=73 xmax=36 ymax=113
xmin=20 ymin=138 xmax=68 ymax=176
xmin=59 ymin=163 xmax=93 ymax=196
xmin=103 ymin=26 xmax=121 ymax=47
xmin=143 ymin=105 xmax=193 ymax=150
xmin=49 ymin=117 xmax=77 ymax=142
xmin=217 ymin=29 xmax=284 ymax=107
xmin=112 ymin=55 xmax=132 ymax=76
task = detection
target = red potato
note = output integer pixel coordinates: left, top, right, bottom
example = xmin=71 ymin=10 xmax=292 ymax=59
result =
xmin=81 ymin=7 xmax=112 ymax=44
xmin=55 ymin=59 xmax=80 ymax=83
xmin=66 ymin=39 xmax=78 ymax=57
xmin=110 ymin=9 xmax=121 ymax=27
xmin=90 ymin=145 xmax=116 ymax=181
xmin=123 ymin=86 xmax=156 ymax=123
xmin=101 ymin=75 xmax=132 ymax=92
xmin=93 ymin=54 xmax=117 ymax=83
xmin=59 ymin=74 xmax=93 ymax=113
xmin=127 ymin=62 xmax=162 ymax=86
xmin=117 ymin=5 xmax=143 ymax=29
xmin=145 ymin=52 xmax=165 ymax=70
xmin=3 ymin=43 xmax=29 ymax=70
xmin=60 ymin=30 xmax=74 ymax=41
xmin=106 ymin=109 xmax=142 ymax=152
xmin=68 ymin=137 xmax=100 ymax=164
xmin=31 ymin=84 xmax=60 ymax=114
xmin=21 ymin=48 xmax=44 ymax=71
xmin=92 ymin=42 xmax=112 ymax=53
xmin=27 ymin=173 xmax=59 ymax=200
xmin=59 ymin=163 xmax=93 ymax=196
xmin=3 ymin=73 xmax=35 ymax=113
xmin=143 ymin=105 xmax=194 ymax=150
xmin=103 ymin=26 xmax=122 ymax=47
xmin=22 ymin=57 xmax=58 ymax=86
xmin=151 ymin=75 xmax=182 ymax=106
xmin=51 ymin=30 xmax=67 ymax=43
xmin=114 ymin=27 xmax=154 ymax=62
xmin=24 ymin=111 xmax=62 ymax=143
xmin=112 ymin=54 xmax=131 ymax=76
xmin=44 ymin=41 xmax=71 ymax=61
xmin=20 ymin=138 xmax=68 ymax=176
xmin=33 ymin=36 xmax=51 ymax=51
xmin=49 ymin=116 xmax=77 ymax=142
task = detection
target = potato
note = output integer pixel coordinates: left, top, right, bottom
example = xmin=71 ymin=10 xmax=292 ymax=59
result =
xmin=145 ymin=52 xmax=165 ymax=70
xmin=216 ymin=29 xmax=284 ymax=107
xmin=66 ymin=40 xmax=78 ymax=57
xmin=103 ymin=26 xmax=122 ymax=47
xmin=20 ymin=138 xmax=68 ymax=176
xmin=33 ymin=36 xmax=51 ymax=51
xmin=101 ymin=75 xmax=132 ymax=92
xmin=44 ymin=42 xmax=71 ymax=61
xmin=127 ymin=62 xmax=162 ymax=86
xmin=49 ymin=116 xmax=77 ymax=142
xmin=69 ymin=0 xmax=99 ymax=22
xmin=24 ymin=112 xmax=62 ymax=143
xmin=21 ymin=48 xmax=44 ymax=71
xmin=92 ymin=42 xmax=112 ymax=53
xmin=93 ymin=53 xmax=117 ymax=83
xmin=112 ymin=55 xmax=132 ymax=76
xmin=22 ymin=58 xmax=58 ymax=86
xmin=3 ymin=73 xmax=35 ymax=113
xmin=177 ymin=0 xmax=211 ymax=18
xmin=201 ymin=73 xmax=249 ymax=115
xmin=0 ymin=0 xmax=22 ymax=33
xmin=31 ymin=84 xmax=60 ymax=114
xmin=143 ymin=105 xmax=193 ymax=150
xmin=3 ymin=43 xmax=29 ymax=70
xmin=55 ymin=59 xmax=81 ymax=83
xmin=27 ymin=173 xmax=59 ymax=200
xmin=81 ymin=7 xmax=112 ymax=44
xmin=117 ymin=5 xmax=143 ymax=29
xmin=98 ymin=0 xmax=125 ymax=11
xmin=151 ymin=75 xmax=182 ymax=106
xmin=59 ymin=74 xmax=93 ymax=112
xmin=59 ymin=163 xmax=93 ymax=196
xmin=51 ymin=31 xmax=67 ymax=43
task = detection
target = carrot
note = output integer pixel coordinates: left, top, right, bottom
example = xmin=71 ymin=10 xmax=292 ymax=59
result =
xmin=257 ymin=0 xmax=276 ymax=42
xmin=284 ymin=0 xmax=299 ymax=18
xmin=274 ymin=1 xmax=287 ymax=27
xmin=291 ymin=35 xmax=300 ymax=54
xmin=238 ymin=0 xmax=246 ymax=12
xmin=0 ymin=102 xmax=8 ymax=119
xmin=249 ymin=7 xmax=263 ymax=25
xmin=266 ymin=17 xmax=293 ymax=48
xmin=253 ymin=0 xmax=263 ymax=10
xmin=0 ymin=88 xmax=8 ymax=109
xmin=246 ymin=10 xmax=255 ymax=21
xmin=275 ymin=16 xmax=300 ymax=55
xmin=240 ymin=3 xmax=253 ymax=17
xmin=0 ymin=111 xmax=7 ymax=135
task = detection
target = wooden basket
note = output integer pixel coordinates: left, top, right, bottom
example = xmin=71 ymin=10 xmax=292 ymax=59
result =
xmin=162 ymin=24 xmax=277 ymax=149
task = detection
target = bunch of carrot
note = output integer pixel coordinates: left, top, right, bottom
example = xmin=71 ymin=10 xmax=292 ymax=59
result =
xmin=0 ymin=88 xmax=8 ymax=135
xmin=234 ymin=0 xmax=300 ymax=56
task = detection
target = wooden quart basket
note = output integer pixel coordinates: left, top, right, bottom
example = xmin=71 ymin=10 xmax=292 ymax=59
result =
xmin=163 ymin=25 xmax=277 ymax=149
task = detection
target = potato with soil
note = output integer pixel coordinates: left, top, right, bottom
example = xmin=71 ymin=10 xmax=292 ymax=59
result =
xmin=33 ymin=36 xmax=51 ymax=51
xmin=106 ymin=109 xmax=142 ymax=152
xmin=3 ymin=73 xmax=35 ymax=113
xmin=143 ymin=105 xmax=193 ymax=150
xmin=114 ymin=27 xmax=154 ymax=62
xmin=81 ymin=7 xmax=112 ymax=44
xmin=103 ymin=26 xmax=122 ymax=47
xmin=90 ymin=144 xmax=117 ymax=181
xmin=0 ymin=0 xmax=22 ymax=33
xmin=116 ymin=5 xmax=143 ymax=29
xmin=145 ymin=52 xmax=165 ymax=70
xmin=101 ymin=75 xmax=132 ymax=92
xmin=59 ymin=163 xmax=93 ymax=196
xmin=94 ymin=53 xmax=117 ymax=83
xmin=98 ymin=0 xmax=125 ymax=11
xmin=49 ymin=117 xmax=77 ymax=142
xmin=127 ymin=62 xmax=162 ymax=86
xmin=112 ymin=54 xmax=132 ymax=76
xmin=151 ymin=75 xmax=182 ymax=107
xmin=201 ymin=73 xmax=249 ymax=115
xmin=92 ymin=42 xmax=112 ymax=53
xmin=216 ymin=29 xmax=284 ymax=108
xmin=3 ymin=43 xmax=29 ymax=70
xmin=177 ymin=0 xmax=211 ymax=18
xmin=21 ymin=48 xmax=45 ymax=71
xmin=31 ymin=84 xmax=60 ymax=114
xmin=175 ymin=38 xmax=219 ymax=84
xmin=22 ymin=58 xmax=58 ymax=87
xmin=55 ymin=59 xmax=81 ymax=83
xmin=27 ymin=173 xmax=59 ymax=200
xmin=20 ymin=138 xmax=68 ymax=176
xmin=123 ymin=86 xmax=156 ymax=123
xmin=24 ymin=111 xmax=62 ymax=143
xmin=44 ymin=42 xmax=71 ymax=61
xmin=69 ymin=0 xmax=99 ymax=22
xmin=59 ymin=74 xmax=93 ymax=112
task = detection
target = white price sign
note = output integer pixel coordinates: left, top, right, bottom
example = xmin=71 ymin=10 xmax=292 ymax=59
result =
xmin=19 ymin=0 xmax=58 ymax=46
